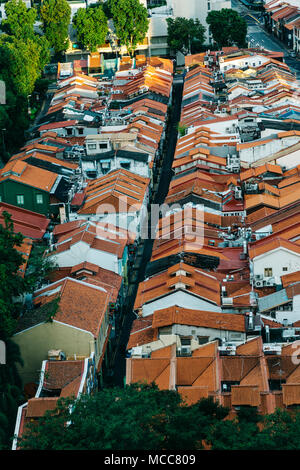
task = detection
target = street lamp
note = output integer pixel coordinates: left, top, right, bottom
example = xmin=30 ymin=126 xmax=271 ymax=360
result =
xmin=27 ymin=94 xmax=31 ymax=116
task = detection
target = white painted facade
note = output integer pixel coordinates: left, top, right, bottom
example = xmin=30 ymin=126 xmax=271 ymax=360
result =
xmin=82 ymin=155 xmax=151 ymax=179
xmin=219 ymin=54 xmax=270 ymax=72
xmin=51 ymin=240 xmax=122 ymax=274
xmin=194 ymin=118 xmax=239 ymax=135
xmin=252 ymin=247 xmax=300 ymax=285
xmin=239 ymin=134 xmax=300 ymax=164
xmin=141 ymin=290 xmax=222 ymax=316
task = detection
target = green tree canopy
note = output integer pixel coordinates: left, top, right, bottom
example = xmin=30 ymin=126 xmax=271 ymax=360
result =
xmin=18 ymin=384 xmax=300 ymax=451
xmin=206 ymin=9 xmax=247 ymax=48
xmin=0 ymin=338 xmax=24 ymax=449
xmin=0 ymin=213 xmax=28 ymax=449
xmin=166 ymin=17 xmax=206 ymax=55
xmin=1 ymin=0 xmax=37 ymax=40
xmin=40 ymin=0 xmax=71 ymax=54
xmin=108 ymin=0 xmax=149 ymax=56
xmin=18 ymin=383 xmax=229 ymax=450
xmin=0 ymin=212 xmax=27 ymax=339
xmin=0 ymin=36 xmax=45 ymax=97
xmin=254 ymin=408 xmax=300 ymax=450
xmin=73 ymin=5 xmax=108 ymax=52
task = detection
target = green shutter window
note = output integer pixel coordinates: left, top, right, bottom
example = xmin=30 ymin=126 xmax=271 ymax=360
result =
xmin=36 ymin=194 xmax=43 ymax=204
xmin=16 ymin=195 xmax=24 ymax=205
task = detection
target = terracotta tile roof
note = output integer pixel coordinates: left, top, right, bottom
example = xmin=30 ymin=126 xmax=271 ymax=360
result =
xmin=38 ymin=120 xmax=78 ymax=132
xmin=0 ymin=203 xmax=50 ymax=239
xmin=281 ymin=270 xmax=300 ymax=288
xmin=78 ymin=169 xmax=149 ymax=215
xmin=33 ymin=277 xmax=109 ymax=338
xmin=282 ymin=384 xmax=300 ymax=406
xmin=16 ymin=238 xmax=33 ymax=278
xmin=261 ymin=316 xmax=284 ymax=328
xmin=177 ymin=356 xmax=217 ymax=390
xmin=43 ymin=360 xmax=83 ymax=390
xmin=134 ymin=262 xmax=221 ymax=309
xmin=60 ymin=375 xmax=82 ymax=397
xmin=128 ymin=358 xmax=171 ymax=390
xmin=53 ymin=219 xmax=87 ymax=237
xmin=249 ymin=237 xmax=300 ymax=259
xmin=240 ymin=163 xmax=283 ymax=182
xmin=127 ymin=307 xmax=247 ymax=349
xmin=236 ymin=336 xmax=263 ymax=356
xmin=54 ymin=222 xmax=127 ymax=259
xmin=231 ymin=385 xmax=261 ymax=406
xmin=152 ymin=306 xmax=247 ymax=332
xmin=12 ymin=151 xmax=79 ymax=171
xmin=0 ymin=161 xmax=58 ymax=193
xmin=26 ymin=397 xmax=59 ymax=417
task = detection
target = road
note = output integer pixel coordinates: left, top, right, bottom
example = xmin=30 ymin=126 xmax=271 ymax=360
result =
xmin=231 ymin=0 xmax=300 ymax=78
xmin=109 ymin=79 xmax=184 ymax=388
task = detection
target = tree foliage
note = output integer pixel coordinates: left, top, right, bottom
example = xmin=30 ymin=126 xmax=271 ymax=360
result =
xmin=206 ymin=9 xmax=247 ymax=48
xmin=73 ymin=5 xmax=108 ymax=52
xmin=108 ymin=0 xmax=149 ymax=56
xmin=0 ymin=212 xmax=27 ymax=339
xmin=0 ymin=36 xmax=45 ymax=97
xmin=166 ymin=17 xmax=206 ymax=55
xmin=17 ymin=384 xmax=300 ymax=450
xmin=0 ymin=339 xmax=24 ymax=449
xmin=0 ymin=0 xmax=50 ymax=160
xmin=1 ymin=0 xmax=37 ymax=40
xmin=40 ymin=0 xmax=71 ymax=54
xmin=18 ymin=384 xmax=229 ymax=450
xmin=0 ymin=213 xmax=29 ymax=448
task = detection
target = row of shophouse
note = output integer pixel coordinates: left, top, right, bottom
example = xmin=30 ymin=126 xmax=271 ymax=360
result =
xmin=124 ymin=46 xmax=300 ymax=417
xmin=5 ymin=54 xmax=174 ymax=448
xmin=8 ymin=43 xmax=300 ymax=448
xmin=263 ymin=0 xmax=300 ymax=54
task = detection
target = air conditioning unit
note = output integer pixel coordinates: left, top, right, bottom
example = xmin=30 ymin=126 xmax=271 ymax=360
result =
xmin=263 ymin=344 xmax=282 ymax=355
xmin=255 ymin=280 xmax=263 ymax=287
xmin=218 ymin=344 xmax=237 ymax=355
xmin=48 ymin=350 xmax=66 ymax=361
xmin=282 ymin=328 xmax=296 ymax=338
xmin=222 ymin=297 xmax=233 ymax=305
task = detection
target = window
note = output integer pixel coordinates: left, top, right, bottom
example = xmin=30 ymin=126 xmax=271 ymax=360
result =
xmin=207 ymin=1 xmax=211 ymax=10
xmin=16 ymin=195 xmax=24 ymax=205
xmin=264 ymin=267 xmax=273 ymax=277
xmin=181 ymin=337 xmax=191 ymax=346
xmin=36 ymin=194 xmax=43 ymax=204
xmin=99 ymin=143 xmax=108 ymax=149
xmin=120 ymin=162 xmax=130 ymax=170
xmin=88 ymin=144 xmax=97 ymax=150
xmin=78 ymin=128 xmax=84 ymax=135
xmin=198 ymin=336 xmax=209 ymax=345
xmin=282 ymin=267 xmax=288 ymax=272
xmin=66 ymin=128 xmax=72 ymax=136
